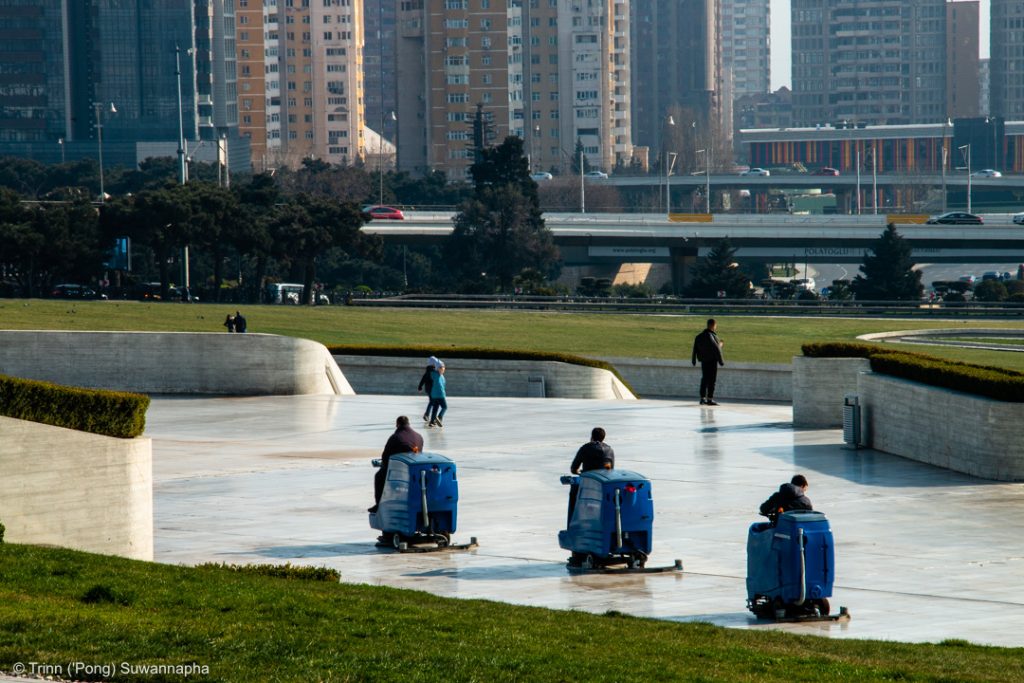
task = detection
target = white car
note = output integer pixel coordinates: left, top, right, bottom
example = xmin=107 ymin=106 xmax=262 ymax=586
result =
xmin=1012 ymin=212 xmax=1024 ymax=225
xmin=584 ymin=170 xmax=609 ymax=179
xmin=792 ymin=277 xmax=816 ymax=292
xmin=970 ymin=169 xmax=1002 ymax=178
xmin=530 ymin=171 xmax=553 ymax=181
xmin=740 ymin=168 xmax=771 ymax=177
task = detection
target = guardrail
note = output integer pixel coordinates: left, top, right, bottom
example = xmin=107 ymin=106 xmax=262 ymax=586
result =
xmin=349 ymin=294 xmax=1024 ymax=318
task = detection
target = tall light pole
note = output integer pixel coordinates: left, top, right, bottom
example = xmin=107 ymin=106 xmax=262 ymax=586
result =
xmin=959 ymin=144 xmax=972 ymax=213
xmin=175 ymin=44 xmax=192 ymax=296
xmin=941 ymin=118 xmax=950 ymax=212
xmin=580 ymin=145 xmax=585 ymax=214
xmin=662 ymin=115 xmax=675 ymax=215
xmin=871 ymin=144 xmax=878 ymax=214
xmin=696 ymin=148 xmax=710 ymax=213
xmin=665 ymin=152 xmax=677 ymax=214
xmin=93 ymin=101 xmax=116 ymax=203
xmin=58 ymin=137 xmax=65 ymax=164
xmin=855 ymin=148 xmax=862 ymax=215
xmin=378 ymin=111 xmax=395 ymax=205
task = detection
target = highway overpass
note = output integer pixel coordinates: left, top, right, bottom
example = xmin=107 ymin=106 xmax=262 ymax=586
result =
xmin=363 ymin=212 xmax=1024 ymax=265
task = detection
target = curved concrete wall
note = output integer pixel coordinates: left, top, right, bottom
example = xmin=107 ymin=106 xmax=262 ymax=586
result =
xmin=0 ymin=416 xmax=153 ymax=559
xmin=334 ymin=355 xmax=635 ymax=399
xmin=601 ymin=357 xmax=792 ymax=402
xmin=0 ymin=331 xmax=353 ymax=396
xmin=791 ymin=356 xmax=872 ymax=427
xmin=858 ymin=372 xmax=1024 ymax=481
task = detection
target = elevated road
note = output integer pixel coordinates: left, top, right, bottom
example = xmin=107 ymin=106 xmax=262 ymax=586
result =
xmin=605 ymin=173 xmax=1024 ymax=191
xmin=363 ymin=212 xmax=1024 ymax=263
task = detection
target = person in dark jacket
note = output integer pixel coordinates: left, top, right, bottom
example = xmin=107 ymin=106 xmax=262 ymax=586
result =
xmin=571 ymin=427 xmax=615 ymax=473
xmin=759 ymin=474 xmax=813 ymax=522
xmin=418 ymin=356 xmax=440 ymax=422
xmin=368 ymin=416 xmax=424 ymax=512
xmin=691 ymin=318 xmax=724 ymax=405
xmin=234 ymin=311 xmax=247 ymax=333
xmin=567 ymin=427 xmax=615 ymax=524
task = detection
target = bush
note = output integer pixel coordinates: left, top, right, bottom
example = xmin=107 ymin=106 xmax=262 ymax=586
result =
xmin=802 ymin=342 xmax=1024 ymax=402
xmin=197 ymin=562 xmax=341 ymax=582
xmin=327 ymin=344 xmax=637 ymax=396
xmin=0 ymin=374 xmax=149 ymax=438
xmin=1008 ymin=292 xmax=1024 ymax=303
xmin=0 ymin=520 xmax=4 ymax=544
xmin=973 ymin=279 xmax=1008 ymax=302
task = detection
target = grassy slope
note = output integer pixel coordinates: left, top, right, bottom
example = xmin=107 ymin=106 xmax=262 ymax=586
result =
xmin=1 ymin=544 xmax=1022 ymax=683
xmin=3 ymin=299 xmax=1024 ymax=369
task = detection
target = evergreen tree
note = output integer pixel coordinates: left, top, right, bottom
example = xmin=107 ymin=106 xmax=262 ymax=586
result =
xmin=448 ymin=137 xmax=558 ymax=292
xmin=851 ymin=224 xmax=923 ymax=300
xmin=685 ymin=238 xmax=751 ymax=298
xmin=570 ymin=139 xmax=592 ymax=174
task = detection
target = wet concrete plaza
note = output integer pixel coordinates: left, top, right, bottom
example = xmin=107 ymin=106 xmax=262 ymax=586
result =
xmin=148 ymin=394 xmax=1024 ymax=647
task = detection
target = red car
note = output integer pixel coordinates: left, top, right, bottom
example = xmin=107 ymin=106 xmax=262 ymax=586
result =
xmin=365 ymin=205 xmax=405 ymax=220
xmin=813 ymin=167 xmax=840 ymax=176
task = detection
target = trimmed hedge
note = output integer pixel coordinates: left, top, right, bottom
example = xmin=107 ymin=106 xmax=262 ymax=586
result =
xmin=327 ymin=344 xmax=638 ymax=396
xmin=196 ymin=562 xmax=341 ymax=582
xmin=801 ymin=341 xmax=1024 ymax=403
xmin=0 ymin=374 xmax=149 ymax=438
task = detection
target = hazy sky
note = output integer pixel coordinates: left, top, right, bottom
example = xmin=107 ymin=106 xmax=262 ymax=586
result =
xmin=769 ymin=0 xmax=991 ymax=91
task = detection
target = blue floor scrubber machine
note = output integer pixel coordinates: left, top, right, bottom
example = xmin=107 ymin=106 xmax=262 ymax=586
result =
xmin=370 ymin=452 xmax=477 ymax=552
xmin=558 ymin=470 xmax=681 ymax=573
xmin=746 ymin=510 xmax=849 ymax=622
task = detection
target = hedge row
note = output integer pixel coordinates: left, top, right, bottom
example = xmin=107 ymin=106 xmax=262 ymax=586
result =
xmin=196 ymin=562 xmax=341 ymax=583
xmin=0 ymin=374 xmax=149 ymax=438
xmin=801 ymin=341 xmax=1024 ymax=402
xmin=327 ymin=344 xmax=637 ymax=396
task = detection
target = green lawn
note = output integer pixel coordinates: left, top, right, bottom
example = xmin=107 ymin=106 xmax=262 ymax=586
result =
xmin=1 ymin=544 xmax=1021 ymax=682
xmin=3 ymin=299 xmax=1024 ymax=370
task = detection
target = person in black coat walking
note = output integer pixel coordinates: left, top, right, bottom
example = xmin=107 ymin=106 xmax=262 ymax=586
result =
xmin=691 ymin=318 xmax=724 ymax=405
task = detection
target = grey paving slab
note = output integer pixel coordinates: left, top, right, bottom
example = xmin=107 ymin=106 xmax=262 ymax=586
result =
xmin=147 ymin=394 xmax=1024 ymax=647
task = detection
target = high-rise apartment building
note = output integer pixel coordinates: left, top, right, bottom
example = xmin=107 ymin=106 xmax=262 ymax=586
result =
xmin=791 ymin=0 xmax=947 ymax=126
xmin=946 ymin=1 xmax=979 ymax=118
xmin=397 ymin=0 xmax=630 ymax=178
xmin=720 ymin=0 xmax=769 ymax=99
xmin=364 ymin=0 xmax=398 ymax=146
xmin=0 ymin=0 xmax=66 ymax=145
xmin=990 ymin=0 xmax=1024 ymax=119
xmin=278 ymin=0 xmax=365 ymax=167
xmin=631 ymin=0 xmax=720 ymax=156
xmin=234 ymin=0 xmax=283 ymax=171
xmin=0 ymin=0 xmax=249 ymax=168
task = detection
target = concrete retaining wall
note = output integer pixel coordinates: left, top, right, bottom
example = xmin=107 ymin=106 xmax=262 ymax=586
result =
xmin=0 ymin=416 xmax=153 ymax=559
xmin=791 ymin=356 xmax=872 ymax=427
xmin=857 ymin=372 xmax=1024 ymax=481
xmin=600 ymin=357 xmax=792 ymax=401
xmin=0 ymin=331 xmax=353 ymax=396
xmin=333 ymin=355 xmax=635 ymax=400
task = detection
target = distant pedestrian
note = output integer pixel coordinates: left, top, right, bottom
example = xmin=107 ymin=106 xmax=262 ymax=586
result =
xmin=418 ymin=357 xmax=439 ymax=423
xmin=234 ymin=311 xmax=247 ymax=333
xmin=691 ymin=318 xmax=724 ymax=405
xmin=223 ymin=314 xmax=236 ymax=333
xmin=427 ymin=363 xmax=447 ymax=428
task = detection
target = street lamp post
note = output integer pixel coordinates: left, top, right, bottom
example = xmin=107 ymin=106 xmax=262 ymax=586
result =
xmin=174 ymin=44 xmax=191 ymax=297
xmin=93 ymin=101 xmax=116 ymax=203
xmin=855 ymin=148 xmax=861 ymax=215
xmin=696 ymin=148 xmax=710 ymax=213
xmin=871 ymin=144 xmax=878 ymax=214
xmin=941 ymin=118 xmax=950 ymax=212
xmin=665 ymin=152 xmax=677 ymax=214
xmin=58 ymin=137 xmax=65 ymax=164
xmin=959 ymin=144 xmax=972 ymax=213
xmin=580 ymin=146 xmax=585 ymax=214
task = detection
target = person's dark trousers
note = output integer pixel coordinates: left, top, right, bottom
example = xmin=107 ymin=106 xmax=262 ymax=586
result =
xmin=567 ymin=483 xmax=580 ymax=527
xmin=374 ymin=465 xmax=387 ymax=505
xmin=429 ymin=397 xmax=448 ymax=423
xmin=700 ymin=361 xmax=719 ymax=400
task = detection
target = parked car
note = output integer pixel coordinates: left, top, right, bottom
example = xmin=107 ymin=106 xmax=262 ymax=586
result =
xmin=791 ymin=277 xmax=816 ymax=292
xmin=982 ymin=271 xmax=1000 ymax=281
xmin=51 ymin=284 xmax=101 ymax=299
xmin=1012 ymin=211 xmax=1024 ymax=225
xmin=813 ymin=167 xmax=840 ymax=176
xmin=926 ymin=211 xmax=983 ymax=225
xmin=530 ymin=171 xmax=554 ymax=181
xmin=584 ymin=170 xmax=609 ymax=179
xmin=970 ymin=169 xmax=1002 ymax=178
xmin=364 ymin=205 xmax=405 ymax=220
xmin=740 ymin=168 xmax=771 ymax=177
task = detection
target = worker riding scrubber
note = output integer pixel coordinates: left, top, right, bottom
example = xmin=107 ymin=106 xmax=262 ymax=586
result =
xmin=746 ymin=475 xmax=849 ymax=622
